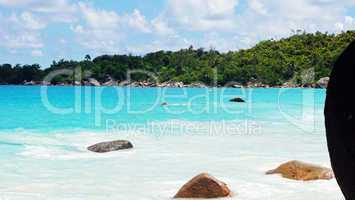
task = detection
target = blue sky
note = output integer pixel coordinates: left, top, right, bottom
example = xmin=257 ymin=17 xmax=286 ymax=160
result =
xmin=1 ymin=0 xmax=355 ymax=68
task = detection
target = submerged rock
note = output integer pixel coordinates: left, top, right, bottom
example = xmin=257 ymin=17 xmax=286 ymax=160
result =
xmin=174 ymin=173 xmax=231 ymax=199
xmin=266 ymin=160 xmax=334 ymax=181
xmin=230 ymin=97 xmax=245 ymax=103
xmin=87 ymin=140 xmax=133 ymax=153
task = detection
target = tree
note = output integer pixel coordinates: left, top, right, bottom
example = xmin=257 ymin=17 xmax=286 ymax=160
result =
xmin=1 ymin=31 xmax=355 ymax=85
xmin=85 ymin=54 xmax=91 ymax=61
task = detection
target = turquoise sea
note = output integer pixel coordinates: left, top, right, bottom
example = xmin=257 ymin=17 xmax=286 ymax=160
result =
xmin=0 ymin=86 xmax=343 ymax=200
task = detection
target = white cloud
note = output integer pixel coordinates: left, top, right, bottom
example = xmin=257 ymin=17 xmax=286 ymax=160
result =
xmin=0 ymin=0 xmax=74 ymax=12
xmin=0 ymin=31 xmax=43 ymax=49
xmin=228 ymin=0 xmax=355 ymax=49
xmin=0 ymin=0 xmax=77 ymax=55
xmin=21 ymin=12 xmax=46 ymax=30
xmin=249 ymin=0 xmax=268 ymax=15
xmin=151 ymin=17 xmax=176 ymax=36
xmin=135 ymin=0 xmax=355 ymax=53
xmin=70 ymin=0 xmax=355 ymax=55
xmin=31 ymin=49 xmax=44 ymax=57
xmin=0 ymin=12 xmax=43 ymax=49
xmin=72 ymin=3 xmax=123 ymax=53
xmin=126 ymin=9 xmax=151 ymax=33
xmin=335 ymin=16 xmax=355 ymax=31
xmin=3 ymin=0 xmax=355 ymax=60
xmin=73 ymin=2 xmax=157 ymax=53
xmin=0 ymin=0 xmax=77 ymax=23
xmin=126 ymin=34 xmax=190 ymax=54
xmin=78 ymin=2 xmax=120 ymax=29
xmin=0 ymin=0 xmax=34 ymax=6
xmin=160 ymin=0 xmax=239 ymax=31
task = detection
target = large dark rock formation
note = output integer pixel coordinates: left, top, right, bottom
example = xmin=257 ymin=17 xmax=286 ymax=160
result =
xmin=325 ymin=41 xmax=355 ymax=199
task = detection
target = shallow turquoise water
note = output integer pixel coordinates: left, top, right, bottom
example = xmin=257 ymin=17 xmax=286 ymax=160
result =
xmin=0 ymin=86 xmax=342 ymax=200
xmin=0 ymin=86 xmax=326 ymax=132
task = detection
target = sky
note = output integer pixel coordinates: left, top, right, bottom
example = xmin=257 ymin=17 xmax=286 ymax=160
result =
xmin=1 ymin=0 xmax=355 ymax=68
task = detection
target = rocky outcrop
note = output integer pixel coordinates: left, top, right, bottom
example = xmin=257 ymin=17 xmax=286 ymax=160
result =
xmin=231 ymin=84 xmax=243 ymax=88
xmin=266 ymin=160 xmax=334 ymax=181
xmin=174 ymin=173 xmax=231 ymax=199
xmin=230 ymin=97 xmax=245 ymax=103
xmin=247 ymin=82 xmax=270 ymax=88
xmin=119 ymin=81 xmax=157 ymax=87
xmin=302 ymin=83 xmax=317 ymax=88
xmin=282 ymin=82 xmax=299 ymax=88
xmin=88 ymin=78 xmax=101 ymax=86
xmin=103 ymin=80 xmax=117 ymax=86
xmin=24 ymin=80 xmax=36 ymax=85
xmin=317 ymin=77 xmax=330 ymax=88
xmin=157 ymin=81 xmax=184 ymax=88
xmin=188 ymin=82 xmax=207 ymax=88
xmin=20 ymin=78 xmax=328 ymax=88
xmin=87 ymin=140 xmax=133 ymax=153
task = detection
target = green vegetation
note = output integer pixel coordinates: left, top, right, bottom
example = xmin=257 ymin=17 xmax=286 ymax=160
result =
xmin=1 ymin=31 xmax=355 ymax=86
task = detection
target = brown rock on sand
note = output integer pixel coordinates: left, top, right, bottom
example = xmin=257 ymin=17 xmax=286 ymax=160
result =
xmin=266 ymin=160 xmax=334 ymax=181
xmin=174 ymin=173 xmax=231 ymax=199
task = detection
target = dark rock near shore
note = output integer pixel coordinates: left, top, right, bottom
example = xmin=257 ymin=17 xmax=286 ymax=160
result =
xmin=87 ymin=140 xmax=133 ymax=153
xmin=266 ymin=160 xmax=334 ymax=181
xmin=174 ymin=173 xmax=231 ymax=199
xmin=230 ymin=97 xmax=245 ymax=103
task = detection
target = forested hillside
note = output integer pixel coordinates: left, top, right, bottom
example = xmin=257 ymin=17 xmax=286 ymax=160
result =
xmin=1 ymin=31 xmax=355 ymax=86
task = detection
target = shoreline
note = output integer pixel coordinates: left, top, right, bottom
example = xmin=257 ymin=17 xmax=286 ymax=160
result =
xmin=0 ymin=76 xmax=330 ymax=88
xmin=0 ymin=84 xmax=327 ymax=89
xmin=0 ymin=80 xmax=329 ymax=89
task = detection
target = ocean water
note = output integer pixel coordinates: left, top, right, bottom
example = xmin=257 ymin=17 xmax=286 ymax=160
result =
xmin=0 ymin=86 xmax=343 ymax=200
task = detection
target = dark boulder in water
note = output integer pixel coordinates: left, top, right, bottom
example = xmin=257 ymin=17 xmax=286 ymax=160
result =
xmin=87 ymin=140 xmax=133 ymax=153
xmin=174 ymin=173 xmax=231 ymax=198
xmin=230 ymin=97 xmax=245 ymax=103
